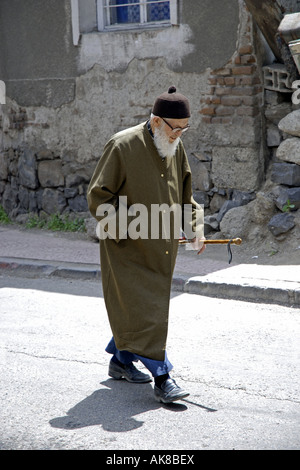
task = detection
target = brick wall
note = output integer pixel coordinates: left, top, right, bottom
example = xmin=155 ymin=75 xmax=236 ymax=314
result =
xmin=200 ymin=43 xmax=263 ymax=126
xmin=200 ymin=5 xmax=263 ymax=127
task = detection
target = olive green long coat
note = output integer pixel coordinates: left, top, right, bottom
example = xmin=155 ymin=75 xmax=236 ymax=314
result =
xmin=87 ymin=122 xmax=203 ymax=361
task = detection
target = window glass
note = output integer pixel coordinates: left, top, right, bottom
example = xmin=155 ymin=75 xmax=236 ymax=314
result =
xmin=147 ymin=0 xmax=170 ymax=22
xmin=111 ymin=1 xmax=140 ymax=25
xmin=108 ymin=0 xmax=170 ymax=26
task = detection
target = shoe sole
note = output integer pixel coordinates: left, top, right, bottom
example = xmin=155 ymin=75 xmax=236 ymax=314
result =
xmin=109 ymin=371 xmax=152 ymax=384
xmin=154 ymin=392 xmax=190 ymax=404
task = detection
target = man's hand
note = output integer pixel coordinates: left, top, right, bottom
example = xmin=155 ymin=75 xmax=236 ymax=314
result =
xmin=190 ymin=237 xmax=206 ymax=255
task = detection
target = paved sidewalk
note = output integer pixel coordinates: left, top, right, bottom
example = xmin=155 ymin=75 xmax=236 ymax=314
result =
xmin=0 ymin=224 xmax=299 ymax=307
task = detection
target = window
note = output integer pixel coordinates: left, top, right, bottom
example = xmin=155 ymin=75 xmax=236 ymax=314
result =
xmin=71 ymin=0 xmax=178 ymax=45
xmin=97 ymin=0 xmax=178 ymax=30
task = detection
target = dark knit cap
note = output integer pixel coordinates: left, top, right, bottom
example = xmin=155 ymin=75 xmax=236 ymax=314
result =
xmin=152 ymin=86 xmax=191 ymax=119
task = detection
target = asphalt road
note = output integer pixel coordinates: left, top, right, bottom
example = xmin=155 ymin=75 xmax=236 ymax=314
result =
xmin=0 ymin=274 xmax=299 ymax=451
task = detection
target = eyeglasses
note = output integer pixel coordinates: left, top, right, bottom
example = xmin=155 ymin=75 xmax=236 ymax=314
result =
xmin=161 ymin=118 xmax=190 ymax=134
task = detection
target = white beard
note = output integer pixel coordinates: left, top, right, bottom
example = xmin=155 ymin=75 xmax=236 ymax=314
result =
xmin=153 ymin=124 xmax=180 ymax=158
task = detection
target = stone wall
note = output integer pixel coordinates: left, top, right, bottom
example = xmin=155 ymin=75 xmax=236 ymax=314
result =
xmin=269 ymin=101 xmax=300 ymax=236
xmin=216 ymin=88 xmax=300 ymax=253
xmin=0 ymin=145 xmax=90 ymax=220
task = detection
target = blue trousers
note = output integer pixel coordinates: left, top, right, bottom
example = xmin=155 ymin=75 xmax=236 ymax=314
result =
xmin=105 ymin=337 xmax=173 ymax=378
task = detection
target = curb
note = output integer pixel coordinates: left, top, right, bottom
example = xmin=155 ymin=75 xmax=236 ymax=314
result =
xmin=0 ymin=257 xmax=299 ymax=308
xmin=0 ymin=257 xmax=101 ymax=281
xmin=183 ymin=276 xmax=300 ymax=308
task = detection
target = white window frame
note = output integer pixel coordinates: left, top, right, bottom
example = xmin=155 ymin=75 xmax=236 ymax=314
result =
xmin=71 ymin=0 xmax=80 ymax=45
xmin=96 ymin=0 xmax=178 ymax=31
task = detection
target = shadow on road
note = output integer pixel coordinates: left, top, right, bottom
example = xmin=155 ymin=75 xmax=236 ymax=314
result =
xmin=49 ymin=379 xmax=188 ymax=433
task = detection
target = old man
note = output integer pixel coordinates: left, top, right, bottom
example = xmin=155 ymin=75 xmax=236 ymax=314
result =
xmin=87 ymin=86 xmax=205 ymax=403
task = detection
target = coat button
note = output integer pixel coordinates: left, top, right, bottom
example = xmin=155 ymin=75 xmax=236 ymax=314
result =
xmin=165 ymin=251 xmax=169 ymax=255
xmin=161 ymin=173 xmax=164 ymax=177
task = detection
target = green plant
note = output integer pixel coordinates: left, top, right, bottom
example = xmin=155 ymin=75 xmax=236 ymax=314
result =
xmin=268 ymin=249 xmax=279 ymax=257
xmin=26 ymin=213 xmax=86 ymax=233
xmin=26 ymin=214 xmax=46 ymax=229
xmin=282 ymin=199 xmax=295 ymax=213
xmin=47 ymin=213 xmax=86 ymax=232
xmin=0 ymin=205 xmax=11 ymax=224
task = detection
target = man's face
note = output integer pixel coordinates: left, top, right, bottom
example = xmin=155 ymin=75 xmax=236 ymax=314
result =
xmin=160 ymin=117 xmax=190 ymax=143
xmin=152 ymin=116 xmax=189 ymax=159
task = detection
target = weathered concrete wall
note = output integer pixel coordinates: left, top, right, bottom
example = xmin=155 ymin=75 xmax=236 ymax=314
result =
xmin=0 ymin=0 xmax=78 ymax=107
xmin=78 ymin=0 xmax=240 ymax=74
xmin=179 ymin=0 xmax=240 ymax=73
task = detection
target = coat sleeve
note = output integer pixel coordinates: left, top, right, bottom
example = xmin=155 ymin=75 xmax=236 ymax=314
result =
xmin=181 ymin=148 xmax=204 ymax=240
xmin=87 ymin=139 xmax=127 ymax=242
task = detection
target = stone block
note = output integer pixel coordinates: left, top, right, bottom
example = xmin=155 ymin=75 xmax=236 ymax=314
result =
xmin=65 ymin=173 xmax=88 ymax=188
xmin=278 ymin=13 xmax=300 ymax=45
xmin=0 ymin=153 xmax=8 ymax=180
xmin=267 ymin=125 xmax=282 ymax=147
xmin=216 ymin=189 xmax=255 ymax=223
xmin=204 ymin=214 xmax=219 ymax=234
xmin=64 ymin=187 xmax=78 ymax=198
xmin=268 ymin=212 xmax=295 ymax=236
xmin=264 ymin=102 xmax=292 ymax=124
xmin=2 ymin=184 xmax=18 ymax=214
xmin=231 ymin=189 xmax=256 ymax=205
xmin=252 ymin=192 xmax=276 ymax=224
xmin=275 ymin=186 xmax=300 ymax=211
xmin=18 ymin=186 xmax=29 ymax=210
xmin=36 ymin=149 xmax=55 ymax=160
xmin=220 ymin=203 xmax=254 ymax=240
xmin=193 ymin=191 xmax=210 ymax=208
xmin=38 ymin=160 xmax=64 ymax=188
xmin=190 ymin=156 xmax=212 ymax=192
xmin=264 ymin=90 xmax=285 ymax=106
xmin=68 ymin=194 xmax=88 ymax=212
xmin=209 ymin=193 xmax=226 ymax=213
xmin=212 ymin=146 xmax=262 ymax=191
xmin=18 ymin=149 xmax=38 ymax=189
xmin=9 ymin=158 xmax=18 ymax=177
xmin=276 ymin=138 xmax=300 ymax=165
xmin=18 ymin=186 xmax=38 ymax=212
xmin=0 ymin=181 xmax=5 ymax=195
xmin=271 ymin=163 xmax=300 ymax=186
xmin=28 ymin=191 xmax=38 ymax=213
xmin=41 ymin=188 xmax=66 ymax=214
xmin=85 ymin=217 xmax=99 ymax=241
xmin=278 ymin=110 xmax=300 ymax=137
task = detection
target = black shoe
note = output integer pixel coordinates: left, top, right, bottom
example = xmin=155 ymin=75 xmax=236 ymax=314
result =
xmin=154 ymin=378 xmax=189 ymax=403
xmin=108 ymin=359 xmax=152 ymax=383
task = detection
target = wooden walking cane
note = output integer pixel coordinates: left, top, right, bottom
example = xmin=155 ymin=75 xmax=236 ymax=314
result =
xmin=179 ymin=237 xmax=242 ymax=264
